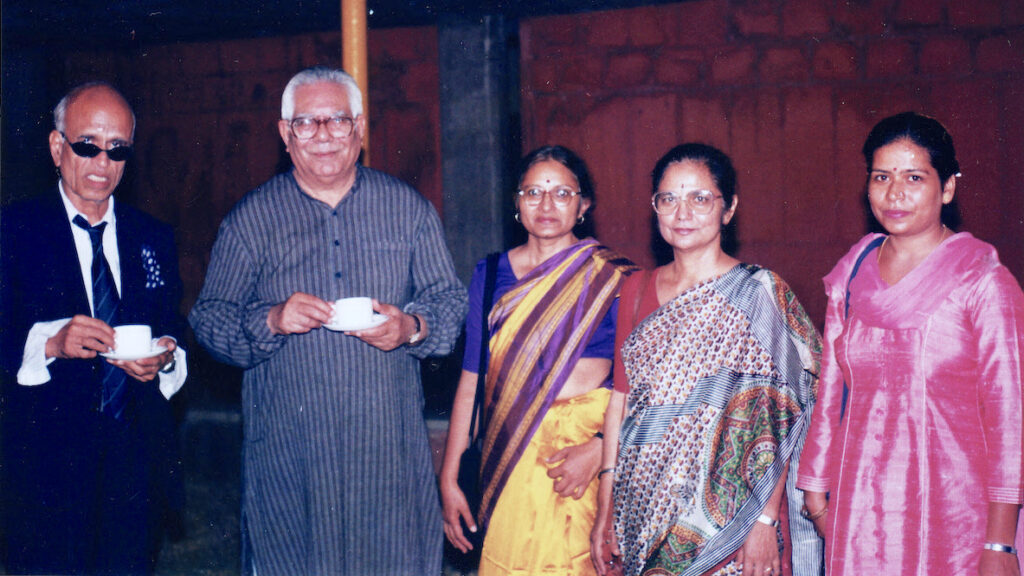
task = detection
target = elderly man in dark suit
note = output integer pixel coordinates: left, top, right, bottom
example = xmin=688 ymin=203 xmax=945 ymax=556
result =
xmin=0 ymin=82 xmax=187 ymax=575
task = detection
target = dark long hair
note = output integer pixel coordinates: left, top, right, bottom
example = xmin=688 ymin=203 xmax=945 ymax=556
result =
xmin=862 ymin=112 xmax=960 ymax=185
xmin=515 ymin=145 xmax=596 ymax=238
xmin=861 ymin=112 xmax=961 ymax=230
xmin=650 ymin=143 xmax=739 ymax=261
xmin=651 ymin=143 xmax=737 ymax=209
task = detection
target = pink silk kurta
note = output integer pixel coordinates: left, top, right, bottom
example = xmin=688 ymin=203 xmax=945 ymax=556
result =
xmin=797 ymin=232 xmax=1024 ymax=575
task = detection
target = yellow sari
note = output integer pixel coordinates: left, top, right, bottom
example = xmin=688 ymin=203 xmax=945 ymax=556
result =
xmin=474 ymin=239 xmax=636 ymax=575
xmin=480 ymin=387 xmax=609 ymax=575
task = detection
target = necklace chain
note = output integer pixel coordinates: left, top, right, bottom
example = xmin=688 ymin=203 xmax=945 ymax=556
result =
xmin=878 ymin=225 xmax=950 ymax=262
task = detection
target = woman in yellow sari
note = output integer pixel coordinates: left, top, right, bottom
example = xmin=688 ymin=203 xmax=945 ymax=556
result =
xmin=440 ymin=145 xmax=636 ymax=575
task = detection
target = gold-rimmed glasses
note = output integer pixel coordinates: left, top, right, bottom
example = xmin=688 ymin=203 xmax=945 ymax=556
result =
xmin=652 ymin=189 xmax=722 ymax=215
xmin=516 ymin=186 xmax=580 ymax=207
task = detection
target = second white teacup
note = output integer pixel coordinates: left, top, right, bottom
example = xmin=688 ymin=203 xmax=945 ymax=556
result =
xmin=114 ymin=324 xmax=153 ymax=356
xmin=332 ymin=297 xmax=373 ymax=326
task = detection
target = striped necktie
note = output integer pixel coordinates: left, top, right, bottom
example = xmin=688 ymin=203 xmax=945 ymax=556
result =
xmin=73 ymin=215 xmax=127 ymax=420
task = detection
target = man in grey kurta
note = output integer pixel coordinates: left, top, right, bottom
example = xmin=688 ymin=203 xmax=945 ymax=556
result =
xmin=189 ymin=67 xmax=467 ymax=575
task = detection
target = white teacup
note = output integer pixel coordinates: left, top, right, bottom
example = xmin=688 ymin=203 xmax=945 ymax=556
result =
xmin=332 ymin=297 xmax=373 ymax=326
xmin=114 ymin=324 xmax=152 ymax=356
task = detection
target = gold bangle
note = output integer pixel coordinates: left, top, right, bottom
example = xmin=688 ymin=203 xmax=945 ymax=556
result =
xmin=801 ymin=505 xmax=828 ymax=521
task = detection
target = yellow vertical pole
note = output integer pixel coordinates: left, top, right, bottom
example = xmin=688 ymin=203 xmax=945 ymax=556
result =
xmin=342 ymin=0 xmax=370 ymax=165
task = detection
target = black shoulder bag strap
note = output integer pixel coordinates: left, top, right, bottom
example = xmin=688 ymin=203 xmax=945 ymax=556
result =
xmin=839 ymin=236 xmax=886 ymax=421
xmin=469 ymin=252 xmax=501 ymax=443
xmin=844 ymin=236 xmax=887 ymax=319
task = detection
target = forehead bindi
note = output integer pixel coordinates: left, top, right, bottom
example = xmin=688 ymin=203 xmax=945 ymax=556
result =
xmin=662 ymin=161 xmax=715 ymax=191
xmin=874 ymin=141 xmax=934 ymax=173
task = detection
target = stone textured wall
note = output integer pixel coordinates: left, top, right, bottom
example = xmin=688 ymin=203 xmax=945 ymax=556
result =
xmin=520 ymin=0 xmax=1024 ymax=322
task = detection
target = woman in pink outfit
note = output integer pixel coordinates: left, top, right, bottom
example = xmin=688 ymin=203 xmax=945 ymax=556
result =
xmin=796 ymin=112 xmax=1024 ymax=576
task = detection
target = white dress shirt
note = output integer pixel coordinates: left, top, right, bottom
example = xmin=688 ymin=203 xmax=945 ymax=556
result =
xmin=16 ymin=183 xmax=187 ymax=399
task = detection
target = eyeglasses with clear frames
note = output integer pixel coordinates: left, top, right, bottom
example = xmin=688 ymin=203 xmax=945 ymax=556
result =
xmin=289 ymin=115 xmax=356 ymax=140
xmin=652 ymin=189 xmax=722 ymax=215
xmin=516 ymin=186 xmax=580 ymax=207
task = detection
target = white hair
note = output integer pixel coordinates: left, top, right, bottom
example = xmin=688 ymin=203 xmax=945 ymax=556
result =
xmin=281 ymin=67 xmax=363 ymax=120
xmin=53 ymin=81 xmax=136 ymax=138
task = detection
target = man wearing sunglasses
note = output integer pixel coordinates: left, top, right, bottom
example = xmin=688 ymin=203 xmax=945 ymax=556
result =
xmin=0 ymin=82 xmax=186 ymax=575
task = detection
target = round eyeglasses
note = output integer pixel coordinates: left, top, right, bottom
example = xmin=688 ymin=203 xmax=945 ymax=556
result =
xmin=516 ymin=186 xmax=580 ymax=207
xmin=289 ymin=115 xmax=356 ymax=140
xmin=652 ymin=190 xmax=722 ymax=215
xmin=61 ymin=132 xmax=133 ymax=162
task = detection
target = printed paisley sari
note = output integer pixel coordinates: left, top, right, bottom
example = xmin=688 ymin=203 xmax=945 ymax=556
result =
xmin=616 ymin=264 xmax=820 ymax=576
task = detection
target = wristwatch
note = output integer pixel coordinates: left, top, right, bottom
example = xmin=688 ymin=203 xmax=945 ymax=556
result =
xmin=407 ymin=314 xmax=424 ymax=346
xmin=159 ymin=358 xmax=176 ymax=374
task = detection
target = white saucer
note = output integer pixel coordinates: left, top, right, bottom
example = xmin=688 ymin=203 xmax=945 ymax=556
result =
xmin=324 ymin=313 xmax=388 ymax=332
xmin=100 ymin=345 xmax=168 ymax=361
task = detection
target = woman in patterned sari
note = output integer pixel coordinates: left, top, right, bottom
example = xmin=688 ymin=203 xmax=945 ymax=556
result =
xmin=591 ymin=143 xmax=821 ymax=576
xmin=440 ymin=145 xmax=636 ymax=575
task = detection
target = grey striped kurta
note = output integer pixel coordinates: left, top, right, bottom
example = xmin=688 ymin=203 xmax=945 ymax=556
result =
xmin=189 ymin=167 xmax=467 ymax=576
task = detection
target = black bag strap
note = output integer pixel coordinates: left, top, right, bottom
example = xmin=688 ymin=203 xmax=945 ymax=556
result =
xmin=468 ymin=252 xmax=500 ymax=443
xmin=844 ymin=236 xmax=887 ymax=320
xmin=839 ymin=235 xmax=886 ymax=421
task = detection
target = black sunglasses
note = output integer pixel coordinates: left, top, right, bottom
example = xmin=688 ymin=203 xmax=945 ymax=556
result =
xmin=61 ymin=132 xmax=133 ymax=162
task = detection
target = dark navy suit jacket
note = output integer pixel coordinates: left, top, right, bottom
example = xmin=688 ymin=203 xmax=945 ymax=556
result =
xmin=0 ymin=188 xmax=184 ymax=573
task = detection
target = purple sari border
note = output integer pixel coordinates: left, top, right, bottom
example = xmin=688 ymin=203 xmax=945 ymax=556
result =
xmin=477 ymin=238 xmax=637 ymax=530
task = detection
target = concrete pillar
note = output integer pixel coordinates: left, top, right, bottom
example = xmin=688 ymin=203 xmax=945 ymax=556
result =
xmin=438 ymin=14 xmax=520 ymax=284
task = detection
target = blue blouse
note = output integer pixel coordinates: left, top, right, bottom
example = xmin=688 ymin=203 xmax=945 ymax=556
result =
xmin=461 ymin=252 xmax=618 ymax=373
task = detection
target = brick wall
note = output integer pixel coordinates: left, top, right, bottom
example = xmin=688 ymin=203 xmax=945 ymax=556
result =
xmin=53 ymin=0 xmax=1024 ymax=329
xmin=520 ymin=0 xmax=1024 ymax=323
xmin=61 ymin=28 xmax=441 ymax=312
